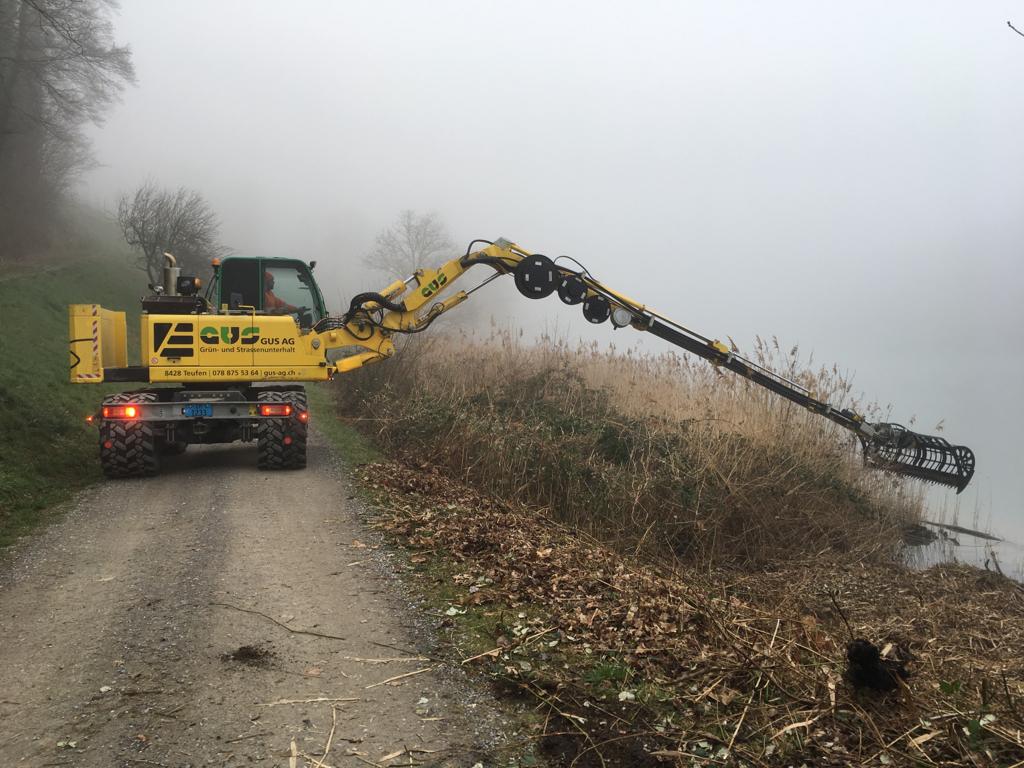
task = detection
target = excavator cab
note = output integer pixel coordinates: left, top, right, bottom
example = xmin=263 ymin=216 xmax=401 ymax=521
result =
xmin=212 ymin=257 xmax=326 ymax=329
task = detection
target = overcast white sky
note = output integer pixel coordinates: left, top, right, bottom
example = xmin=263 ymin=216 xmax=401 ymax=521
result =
xmin=82 ymin=1 xmax=1024 ymax=548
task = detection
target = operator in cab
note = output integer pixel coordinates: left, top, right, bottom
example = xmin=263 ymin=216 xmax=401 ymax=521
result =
xmin=264 ymin=271 xmax=298 ymax=314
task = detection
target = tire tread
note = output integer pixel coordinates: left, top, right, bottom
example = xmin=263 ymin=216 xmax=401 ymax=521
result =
xmin=257 ymin=388 xmax=307 ymax=470
xmin=99 ymin=392 xmax=160 ymax=478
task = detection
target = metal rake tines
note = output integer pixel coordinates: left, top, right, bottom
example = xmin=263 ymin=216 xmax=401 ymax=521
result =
xmin=859 ymin=422 xmax=976 ymax=493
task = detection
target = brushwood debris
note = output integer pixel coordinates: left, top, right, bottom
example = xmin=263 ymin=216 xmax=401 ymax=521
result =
xmin=358 ymin=459 xmax=1024 ymax=767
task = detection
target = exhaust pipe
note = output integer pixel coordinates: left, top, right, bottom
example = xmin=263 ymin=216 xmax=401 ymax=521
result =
xmin=163 ymin=252 xmax=180 ymax=296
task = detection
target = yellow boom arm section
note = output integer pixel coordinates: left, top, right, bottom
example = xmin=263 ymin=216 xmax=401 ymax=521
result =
xmin=313 ymin=239 xmax=526 ymax=373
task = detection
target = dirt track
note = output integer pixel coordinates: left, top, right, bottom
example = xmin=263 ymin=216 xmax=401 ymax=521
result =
xmin=0 ymin=434 xmax=506 ymax=766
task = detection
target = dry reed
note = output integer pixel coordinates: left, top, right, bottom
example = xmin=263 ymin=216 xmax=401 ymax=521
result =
xmin=331 ymin=330 xmax=925 ymax=568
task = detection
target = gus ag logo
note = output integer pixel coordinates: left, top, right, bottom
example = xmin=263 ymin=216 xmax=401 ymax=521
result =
xmin=420 ymin=272 xmax=448 ymax=298
xmin=199 ymin=326 xmax=260 ymax=345
xmin=153 ymin=321 xmax=195 ymax=358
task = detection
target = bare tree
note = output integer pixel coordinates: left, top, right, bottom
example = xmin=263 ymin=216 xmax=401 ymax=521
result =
xmin=0 ymin=1 xmax=134 ymax=149
xmin=117 ymin=182 xmax=227 ymax=284
xmin=363 ymin=210 xmax=454 ymax=277
xmin=0 ymin=0 xmax=134 ymax=259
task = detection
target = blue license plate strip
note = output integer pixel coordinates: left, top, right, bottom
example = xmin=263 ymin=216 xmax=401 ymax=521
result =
xmin=183 ymin=404 xmax=213 ymax=418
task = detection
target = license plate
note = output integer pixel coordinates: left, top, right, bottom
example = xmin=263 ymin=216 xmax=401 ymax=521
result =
xmin=182 ymin=403 xmax=213 ymax=418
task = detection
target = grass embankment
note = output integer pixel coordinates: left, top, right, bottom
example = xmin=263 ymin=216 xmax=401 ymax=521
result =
xmin=307 ymin=384 xmax=381 ymax=466
xmin=0 ymin=220 xmax=140 ymax=546
xmin=317 ymin=333 xmax=1024 ymax=766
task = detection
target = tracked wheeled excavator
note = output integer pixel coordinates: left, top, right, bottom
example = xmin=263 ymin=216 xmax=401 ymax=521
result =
xmin=68 ymin=240 xmax=976 ymax=491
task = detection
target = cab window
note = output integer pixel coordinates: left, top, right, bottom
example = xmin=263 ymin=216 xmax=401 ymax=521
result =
xmin=263 ymin=264 xmax=323 ymax=326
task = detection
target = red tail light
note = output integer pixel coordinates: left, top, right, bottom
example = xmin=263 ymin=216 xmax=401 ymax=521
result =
xmin=102 ymin=405 xmax=140 ymax=419
xmin=297 ymin=411 xmax=309 ymax=423
xmin=259 ymin=403 xmax=293 ymax=417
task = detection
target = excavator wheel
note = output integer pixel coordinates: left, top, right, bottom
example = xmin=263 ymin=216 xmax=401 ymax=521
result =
xmin=99 ymin=392 xmax=160 ymax=479
xmin=256 ymin=389 xmax=308 ymax=470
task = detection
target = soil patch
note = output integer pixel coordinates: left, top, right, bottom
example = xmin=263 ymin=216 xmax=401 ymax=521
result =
xmin=220 ymin=643 xmax=275 ymax=666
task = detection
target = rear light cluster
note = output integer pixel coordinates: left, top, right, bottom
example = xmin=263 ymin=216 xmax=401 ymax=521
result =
xmin=97 ymin=402 xmax=307 ymax=422
xmin=259 ymin=403 xmax=293 ymax=417
xmin=102 ymin=405 xmax=139 ymax=419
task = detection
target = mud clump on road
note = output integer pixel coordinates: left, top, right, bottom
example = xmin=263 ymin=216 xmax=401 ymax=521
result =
xmin=220 ymin=643 xmax=274 ymax=667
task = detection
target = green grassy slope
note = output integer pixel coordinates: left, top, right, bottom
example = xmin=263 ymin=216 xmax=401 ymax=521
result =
xmin=0 ymin=222 xmax=142 ymax=546
xmin=307 ymin=385 xmax=381 ymax=466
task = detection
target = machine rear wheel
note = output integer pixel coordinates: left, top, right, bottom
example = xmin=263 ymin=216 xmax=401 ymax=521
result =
xmin=99 ymin=392 xmax=160 ymax=478
xmin=256 ymin=389 xmax=308 ymax=470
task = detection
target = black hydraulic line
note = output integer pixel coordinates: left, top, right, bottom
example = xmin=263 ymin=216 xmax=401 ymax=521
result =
xmin=645 ymin=318 xmax=862 ymax=432
xmin=341 ymin=292 xmax=407 ymax=326
xmin=463 ymin=238 xmax=495 ymax=256
xmin=346 ymin=291 xmax=406 ymax=314
xmin=554 ymin=255 xmax=594 ymax=278
xmin=460 ymin=253 xmax=515 ymax=273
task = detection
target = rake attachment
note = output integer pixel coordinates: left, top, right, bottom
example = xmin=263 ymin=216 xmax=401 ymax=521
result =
xmin=858 ymin=423 xmax=975 ymax=493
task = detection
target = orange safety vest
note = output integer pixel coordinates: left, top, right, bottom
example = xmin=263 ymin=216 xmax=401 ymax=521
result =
xmin=264 ymin=290 xmax=287 ymax=311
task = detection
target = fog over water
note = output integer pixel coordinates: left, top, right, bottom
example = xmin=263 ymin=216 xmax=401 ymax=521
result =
xmin=82 ymin=1 xmax=1024 ymax=556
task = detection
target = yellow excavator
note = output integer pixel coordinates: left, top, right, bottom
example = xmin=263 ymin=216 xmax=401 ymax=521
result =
xmin=68 ymin=239 xmax=975 ymax=491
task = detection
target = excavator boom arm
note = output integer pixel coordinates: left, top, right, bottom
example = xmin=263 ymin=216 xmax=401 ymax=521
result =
xmin=320 ymin=239 xmax=975 ymax=492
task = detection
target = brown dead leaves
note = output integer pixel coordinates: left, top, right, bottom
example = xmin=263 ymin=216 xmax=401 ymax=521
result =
xmin=361 ymin=460 xmax=1024 ymax=767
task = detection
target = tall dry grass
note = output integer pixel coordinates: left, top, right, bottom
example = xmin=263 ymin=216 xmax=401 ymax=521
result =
xmin=330 ymin=330 xmax=924 ymax=567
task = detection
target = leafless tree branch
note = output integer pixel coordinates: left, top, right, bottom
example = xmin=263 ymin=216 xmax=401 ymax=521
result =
xmin=117 ymin=181 xmax=228 ymax=284
xmin=0 ymin=0 xmax=135 ymax=259
xmin=363 ymin=210 xmax=454 ymax=278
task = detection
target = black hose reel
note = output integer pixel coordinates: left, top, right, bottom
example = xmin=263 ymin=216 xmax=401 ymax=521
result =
xmin=558 ymin=274 xmax=588 ymax=305
xmin=513 ymin=254 xmax=616 ymax=325
xmin=513 ymin=254 xmax=558 ymax=299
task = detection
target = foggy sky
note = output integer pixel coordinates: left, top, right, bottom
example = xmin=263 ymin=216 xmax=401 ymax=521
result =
xmin=82 ymin=1 xmax=1024 ymax=547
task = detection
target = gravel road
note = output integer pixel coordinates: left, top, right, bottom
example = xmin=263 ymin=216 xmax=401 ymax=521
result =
xmin=0 ymin=433 xmax=506 ymax=766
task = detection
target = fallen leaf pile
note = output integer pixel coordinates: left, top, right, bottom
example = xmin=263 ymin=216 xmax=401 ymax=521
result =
xmin=361 ymin=460 xmax=1024 ymax=767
